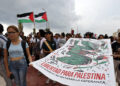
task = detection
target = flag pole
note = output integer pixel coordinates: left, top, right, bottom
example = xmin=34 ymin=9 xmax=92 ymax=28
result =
xmin=42 ymin=8 xmax=49 ymax=31
xmin=46 ymin=20 xmax=48 ymax=29
xmin=17 ymin=14 xmax=23 ymax=33
xmin=33 ymin=12 xmax=36 ymax=35
xmin=16 ymin=14 xmax=20 ymax=30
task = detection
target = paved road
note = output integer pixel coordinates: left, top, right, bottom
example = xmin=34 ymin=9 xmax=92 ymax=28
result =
xmin=1 ymin=66 xmax=118 ymax=86
xmin=26 ymin=66 xmax=65 ymax=86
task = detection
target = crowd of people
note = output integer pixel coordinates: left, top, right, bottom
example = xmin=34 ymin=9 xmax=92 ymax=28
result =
xmin=0 ymin=23 xmax=120 ymax=86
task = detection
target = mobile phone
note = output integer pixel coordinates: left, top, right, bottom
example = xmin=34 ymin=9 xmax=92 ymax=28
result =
xmin=10 ymin=74 xmax=14 ymax=80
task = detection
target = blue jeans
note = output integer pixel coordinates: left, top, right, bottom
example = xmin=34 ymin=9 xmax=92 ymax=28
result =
xmin=10 ymin=58 xmax=27 ymax=86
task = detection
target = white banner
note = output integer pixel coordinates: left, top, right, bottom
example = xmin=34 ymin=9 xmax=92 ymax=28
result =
xmin=31 ymin=38 xmax=116 ymax=86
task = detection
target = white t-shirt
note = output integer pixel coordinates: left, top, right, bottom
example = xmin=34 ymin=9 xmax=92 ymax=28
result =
xmin=30 ymin=37 xmax=40 ymax=43
xmin=59 ymin=38 xmax=66 ymax=47
xmin=40 ymin=37 xmax=46 ymax=54
xmin=54 ymin=38 xmax=60 ymax=49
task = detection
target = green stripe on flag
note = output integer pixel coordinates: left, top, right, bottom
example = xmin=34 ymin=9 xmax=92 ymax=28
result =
xmin=18 ymin=19 xmax=33 ymax=23
xmin=35 ymin=19 xmax=46 ymax=23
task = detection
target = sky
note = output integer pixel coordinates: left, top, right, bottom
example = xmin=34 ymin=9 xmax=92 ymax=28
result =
xmin=0 ymin=0 xmax=120 ymax=36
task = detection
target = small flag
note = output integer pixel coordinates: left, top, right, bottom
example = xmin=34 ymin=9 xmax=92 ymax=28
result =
xmin=35 ymin=12 xmax=48 ymax=23
xmin=17 ymin=12 xmax=34 ymax=23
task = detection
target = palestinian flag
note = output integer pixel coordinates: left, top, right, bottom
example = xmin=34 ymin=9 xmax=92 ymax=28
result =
xmin=35 ymin=12 xmax=48 ymax=23
xmin=17 ymin=12 xmax=34 ymax=23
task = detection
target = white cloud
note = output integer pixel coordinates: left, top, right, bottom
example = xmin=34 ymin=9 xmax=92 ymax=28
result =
xmin=75 ymin=0 xmax=120 ymax=36
xmin=0 ymin=0 xmax=79 ymax=35
xmin=1 ymin=0 xmax=120 ymax=36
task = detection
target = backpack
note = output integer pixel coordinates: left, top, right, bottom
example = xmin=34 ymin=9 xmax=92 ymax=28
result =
xmin=0 ymin=35 xmax=7 ymax=58
xmin=0 ymin=47 xmax=3 ymax=58
xmin=6 ymin=40 xmax=29 ymax=65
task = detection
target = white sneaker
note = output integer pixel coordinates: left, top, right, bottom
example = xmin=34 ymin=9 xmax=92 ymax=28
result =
xmin=46 ymin=79 xmax=50 ymax=84
xmin=53 ymin=81 xmax=56 ymax=84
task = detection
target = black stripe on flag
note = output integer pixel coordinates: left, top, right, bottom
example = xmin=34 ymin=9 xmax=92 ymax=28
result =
xmin=35 ymin=12 xmax=46 ymax=18
xmin=17 ymin=12 xmax=32 ymax=17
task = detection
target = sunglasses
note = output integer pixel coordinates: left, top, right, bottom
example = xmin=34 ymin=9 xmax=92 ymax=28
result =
xmin=8 ymin=32 xmax=17 ymax=34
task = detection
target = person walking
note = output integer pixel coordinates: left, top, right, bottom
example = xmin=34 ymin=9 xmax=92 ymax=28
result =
xmin=0 ymin=24 xmax=13 ymax=86
xmin=4 ymin=25 xmax=32 ymax=86
xmin=42 ymin=31 xmax=56 ymax=84
xmin=112 ymin=32 xmax=120 ymax=86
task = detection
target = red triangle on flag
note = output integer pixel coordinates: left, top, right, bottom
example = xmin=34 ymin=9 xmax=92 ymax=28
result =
xmin=42 ymin=12 xmax=48 ymax=21
xmin=29 ymin=12 xmax=34 ymax=22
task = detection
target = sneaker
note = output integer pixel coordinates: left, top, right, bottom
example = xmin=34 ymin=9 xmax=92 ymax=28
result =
xmin=53 ymin=81 xmax=56 ymax=84
xmin=38 ymin=72 xmax=42 ymax=76
xmin=46 ymin=79 xmax=50 ymax=84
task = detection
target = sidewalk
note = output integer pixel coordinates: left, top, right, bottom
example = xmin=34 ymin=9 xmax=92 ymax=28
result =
xmin=26 ymin=66 xmax=66 ymax=86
